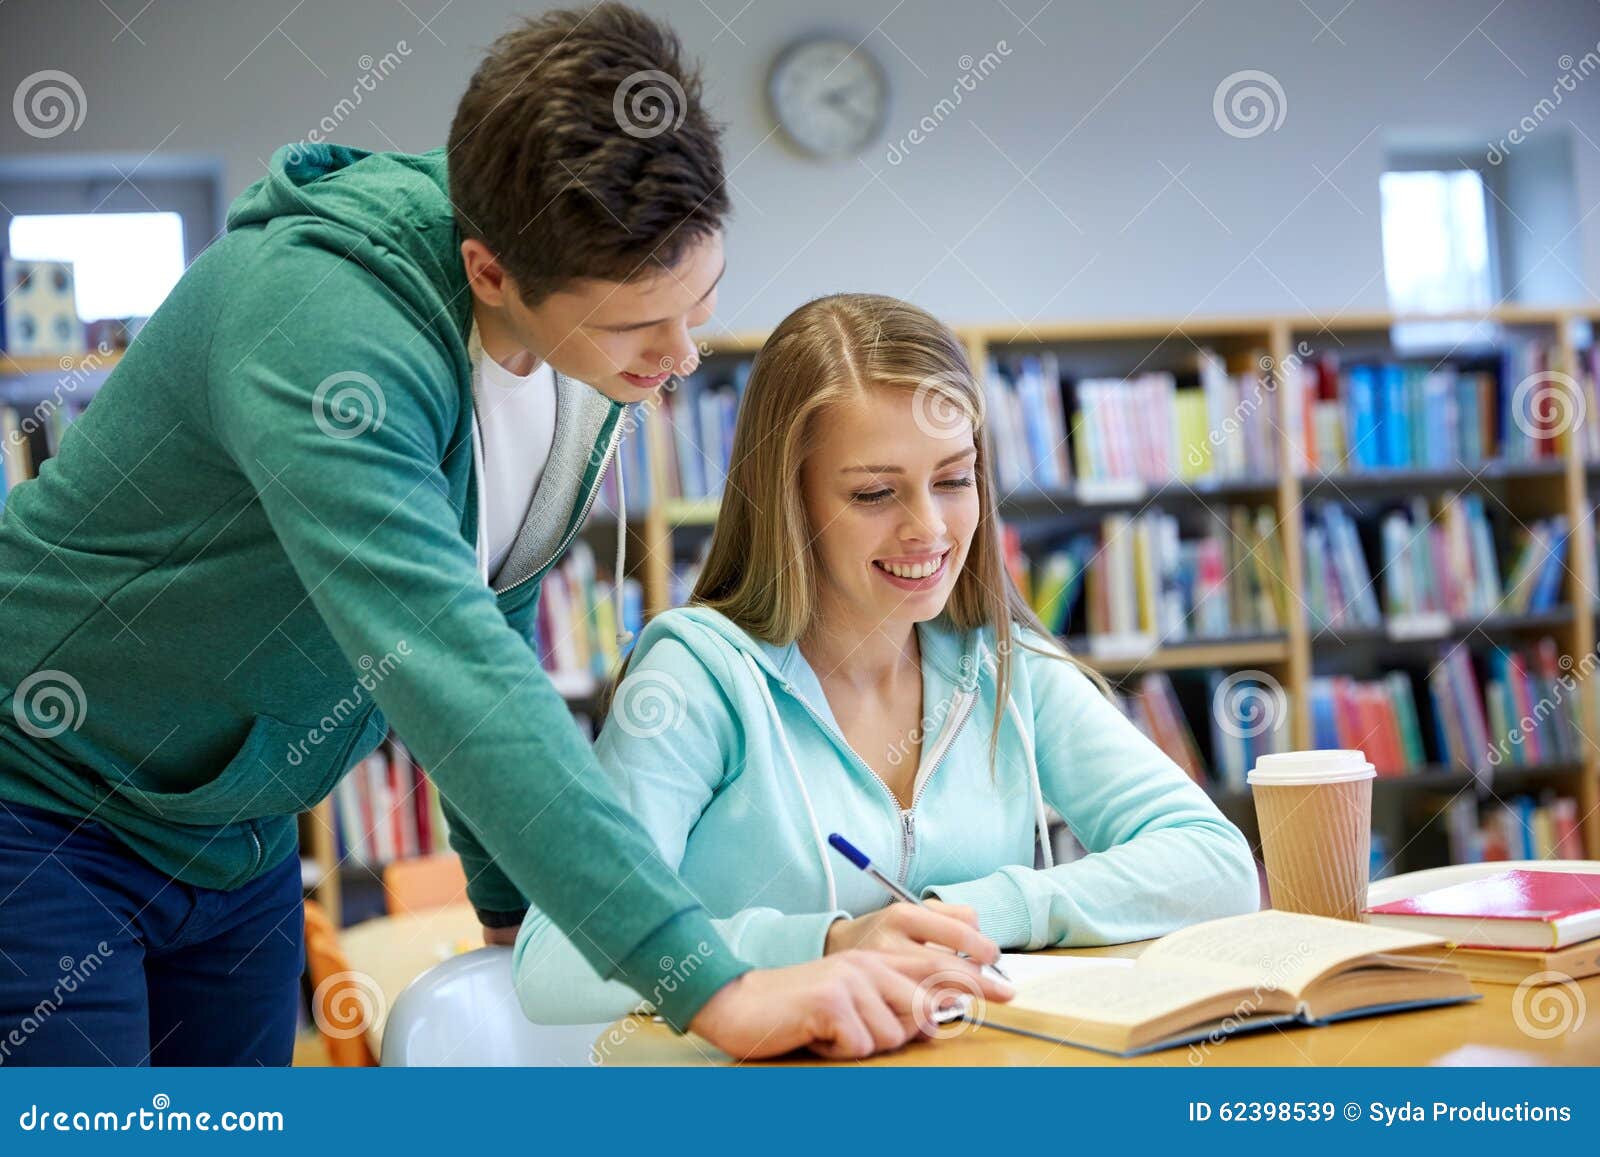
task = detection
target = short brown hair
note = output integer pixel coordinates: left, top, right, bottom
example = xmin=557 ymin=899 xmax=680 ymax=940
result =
xmin=447 ymin=3 xmax=727 ymax=303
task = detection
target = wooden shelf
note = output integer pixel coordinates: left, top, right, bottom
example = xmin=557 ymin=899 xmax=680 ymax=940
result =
xmin=0 ymin=351 xmax=123 ymax=375
xmin=1064 ymin=635 xmax=1290 ymax=676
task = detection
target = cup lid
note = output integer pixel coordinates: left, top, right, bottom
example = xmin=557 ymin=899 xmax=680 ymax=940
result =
xmin=1246 ymin=749 xmax=1376 ymax=785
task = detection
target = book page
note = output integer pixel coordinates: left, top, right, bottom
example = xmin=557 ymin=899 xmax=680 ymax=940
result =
xmin=1139 ymin=910 xmax=1447 ymax=995
xmin=1005 ymin=957 xmax=1264 ymax=1027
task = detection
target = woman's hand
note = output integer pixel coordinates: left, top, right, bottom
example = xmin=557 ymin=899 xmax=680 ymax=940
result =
xmin=824 ymin=900 xmax=998 ymax=965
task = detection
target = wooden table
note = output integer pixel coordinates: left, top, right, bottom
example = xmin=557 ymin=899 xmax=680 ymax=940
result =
xmin=594 ymin=939 xmax=1600 ymax=1066
xmin=338 ymin=903 xmax=483 ymax=1057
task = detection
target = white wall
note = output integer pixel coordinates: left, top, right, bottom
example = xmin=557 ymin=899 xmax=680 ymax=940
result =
xmin=4 ymin=0 xmax=1600 ymax=332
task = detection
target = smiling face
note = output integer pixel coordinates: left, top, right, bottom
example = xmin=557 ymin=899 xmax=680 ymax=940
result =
xmin=462 ymin=230 xmax=724 ymax=403
xmin=800 ymin=386 xmax=981 ymax=638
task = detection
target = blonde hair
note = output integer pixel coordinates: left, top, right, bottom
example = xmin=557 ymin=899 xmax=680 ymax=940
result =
xmin=688 ymin=292 xmax=1109 ymax=765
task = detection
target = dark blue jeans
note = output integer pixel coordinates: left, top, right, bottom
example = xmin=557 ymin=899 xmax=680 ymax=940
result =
xmin=0 ymin=799 xmax=304 ymax=1066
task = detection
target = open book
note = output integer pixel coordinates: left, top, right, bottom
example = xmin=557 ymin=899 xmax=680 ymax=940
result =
xmin=971 ymin=909 xmax=1478 ymax=1057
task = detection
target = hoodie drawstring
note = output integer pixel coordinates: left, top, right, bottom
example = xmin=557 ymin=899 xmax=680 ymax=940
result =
xmin=740 ymin=651 xmax=839 ymax=911
xmin=612 ymin=417 xmax=633 ymax=650
xmin=1004 ymin=696 xmax=1055 ymax=869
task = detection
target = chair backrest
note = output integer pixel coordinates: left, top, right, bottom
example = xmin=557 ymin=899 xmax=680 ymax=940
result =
xmin=382 ymin=853 xmax=470 ymax=916
xmin=302 ymin=900 xmax=378 ymax=1067
xmin=1366 ymin=859 xmax=1600 ymax=907
xmin=380 ymin=947 xmax=610 ymax=1067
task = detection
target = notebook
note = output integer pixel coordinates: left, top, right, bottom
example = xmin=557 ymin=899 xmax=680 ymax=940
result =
xmin=964 ymin=909 xmax=1476 ymax=1058
xmin=1364 ymin=869 xmax=1600 ymax=950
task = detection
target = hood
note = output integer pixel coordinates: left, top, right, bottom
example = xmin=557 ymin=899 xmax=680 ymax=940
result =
xmin=651 ymin=604 xmax=990 ymax=707
xmin=225 ymin=143 xmax=472 ymax=346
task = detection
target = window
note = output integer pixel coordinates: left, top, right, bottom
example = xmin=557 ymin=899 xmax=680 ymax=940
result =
xmin=8 ymin=211 xmax=186 ymax=322
xmin=1378 ymin=169 xmax=1496 ymax=314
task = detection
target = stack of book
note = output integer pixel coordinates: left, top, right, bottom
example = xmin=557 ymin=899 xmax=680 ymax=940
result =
xmin=1064 ymin=349 xmax=1278 ymax=490
xmin=1288 ymin=343 xmax=1560 ymax=474
xmin=1366 ymin=866 xmax=1599 ymax=985
xmin=1080 ymin=508 xmax=1286 ymax=650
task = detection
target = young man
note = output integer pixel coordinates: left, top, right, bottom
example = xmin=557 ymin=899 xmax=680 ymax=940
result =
xmin=0 ymin=4 xmax=1006 ymax=1066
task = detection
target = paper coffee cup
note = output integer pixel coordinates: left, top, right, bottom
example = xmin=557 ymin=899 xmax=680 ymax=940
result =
xmin=1247 ymin=750 xmax=1375 ymax=922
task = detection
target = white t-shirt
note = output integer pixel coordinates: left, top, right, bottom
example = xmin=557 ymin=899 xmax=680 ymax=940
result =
xmin=473 ymin=352 xmax=557 ymax=582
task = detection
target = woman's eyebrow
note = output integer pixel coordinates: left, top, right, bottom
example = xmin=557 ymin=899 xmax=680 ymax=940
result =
xmin=841 ymin=448 xmax=978 ymax=474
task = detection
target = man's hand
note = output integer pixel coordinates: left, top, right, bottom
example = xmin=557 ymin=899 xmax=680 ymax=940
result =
xmin=686 ymin=950 xmax=1014 ymax=1061
xmin=482 ymin=924 xmax=518 ymax=947
xmin=825 ymin=899 xmax=994 ymax=962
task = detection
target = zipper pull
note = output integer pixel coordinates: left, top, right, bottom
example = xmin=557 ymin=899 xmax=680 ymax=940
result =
xmin=902 ymin=810 xmax=916 ymax=859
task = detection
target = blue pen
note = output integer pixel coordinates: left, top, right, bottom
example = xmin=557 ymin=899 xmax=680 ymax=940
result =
xmin=827 ymin=832 xmax=1012 ymax=985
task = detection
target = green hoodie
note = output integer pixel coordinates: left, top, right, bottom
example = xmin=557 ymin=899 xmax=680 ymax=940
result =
xmin=0 ymin=143 xmax=747 ymax=1028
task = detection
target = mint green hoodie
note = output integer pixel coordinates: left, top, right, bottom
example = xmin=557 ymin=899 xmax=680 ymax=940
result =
xmin=513 ymin=606 xmax=1261 ymax=1024
xmin=0 ymin=143 xmax=745 ymax=1027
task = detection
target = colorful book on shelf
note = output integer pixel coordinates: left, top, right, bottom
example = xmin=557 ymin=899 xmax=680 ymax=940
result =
xmin=1207 ymin=669 xmax=1288 ymax=790
xmin=1113 ymin=672 xmax=1208 ymax=786
xmin=967 ymin=910 xmax=1474 ymax=1058
xmin=1061 ymin=349 xmax=1277 ymax=490
xmin=1429 ymin=647 xmax=1493 ymax=778
xmin=1379 ymin=493 xmax=1503 ymax=620
xmin=332 ymin=737 xmax=450 ymax=866
xmin=1307 ymin=673 xmax=1425 ymax=776
xmin=1081 ymin=507 xmax=1285 ymax=644
xmin=530 ymin=539 xmax=642 ymax=690
xmin=1304 ymin=503 xmax=1380 ymax=629
xmin=1444 ymin=793 xmax=1585 ymax=863
xmin=1365 ymin=868 xmax=1600 ymax=950
xmin=1290 ymin=346 xmax=1554 ymax=473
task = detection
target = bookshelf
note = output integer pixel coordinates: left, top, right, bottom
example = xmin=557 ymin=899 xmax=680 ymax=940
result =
xmin=9 ymin=308 xmax=1600 ymax=921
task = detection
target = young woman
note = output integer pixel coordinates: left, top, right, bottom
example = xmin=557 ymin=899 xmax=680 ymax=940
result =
xmin=513 ymin=293 xmax=1261 ymax=1024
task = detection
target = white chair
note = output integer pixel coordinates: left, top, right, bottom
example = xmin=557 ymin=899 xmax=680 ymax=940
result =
xmin=1366 ymin=859 xmax=1600 ymax=907
xmin=380 ymin=947 xmax=611 ymax=1067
